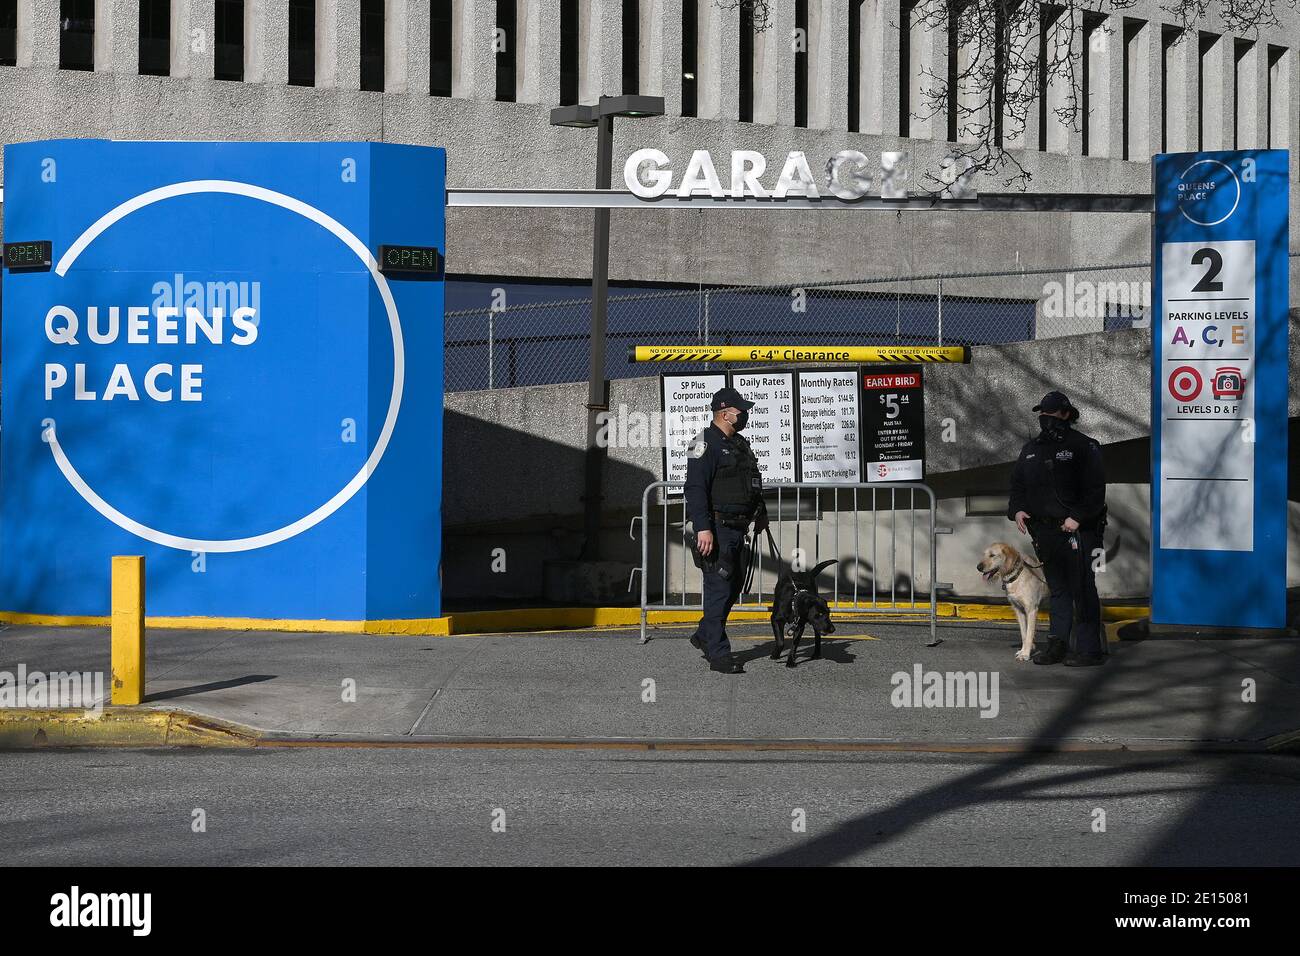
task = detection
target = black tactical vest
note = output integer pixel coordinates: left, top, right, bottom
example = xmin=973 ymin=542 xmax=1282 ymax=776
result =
xmin=712 ymin=434 xmax=761 ymax=511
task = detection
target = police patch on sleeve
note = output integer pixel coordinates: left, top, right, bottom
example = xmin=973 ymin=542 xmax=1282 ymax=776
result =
xmin=688 ymin=438 xmax=707 ymax=459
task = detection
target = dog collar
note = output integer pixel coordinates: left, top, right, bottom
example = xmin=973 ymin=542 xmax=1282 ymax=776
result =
xmin=1002 ymin=558 xmax=1024 ymax=587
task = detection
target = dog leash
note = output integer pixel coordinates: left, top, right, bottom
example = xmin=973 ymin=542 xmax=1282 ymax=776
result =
xmin=742 ymin=534 xmax=758 ymax=595
xmin=742 ymin=526 xmax=782 ymax=598
xmin=764 ymin=526 xmax=783 ymax=565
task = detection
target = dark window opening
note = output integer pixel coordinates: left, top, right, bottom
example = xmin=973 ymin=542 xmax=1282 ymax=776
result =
xmin=795 ymin=0 xmax=808 ymax=128
xmin=60 ymin=0 xmax=96 ymax=72
xmin=739 ymin=0 xmax=753 ymax=121
xmin=288 ymin=0 xmax=315 ymax=87
xmin=431 ymin=0 xmax=452 ymax=96
xmin=949 ymin=1 xmax=1007 ymax=144
xmin=1121 ymin=18 xmax=1142 ymax=161
xmin=495 ymin=0 xmax=515 ymax=102
xmin=946 ymin=1 xmax=960 ymax=141
xmin=138 ymin=0 xmax=169 ymax=75
xmin=897 ymin=0 xmax=911 ymax=136
xmin=360 ymin=0 xmax=384 ymax=92
xmin=993 ymin=1 xmax=1008 ymax=145
xmin=559 ymin=0 xmax=578 ymax=104
xmin=1037 ymin=4 xmax=1062 ymax=151
xmin=623 ymin=0 xmax=639 ymax=95
xmin=1 ymin=0 xmax=19 ymax=67
xmin=1082 ymin=12 xmax=1105 ymax=156
xmin=214 ymin=0 xmax=244 ymax=81
xmin=1081 ymin=22 xmax=1090 ymax=154
xmin=848 ymin=0 xmax=861 ymax=132
xmin=681 ymin=0 xmax=697 ymax=116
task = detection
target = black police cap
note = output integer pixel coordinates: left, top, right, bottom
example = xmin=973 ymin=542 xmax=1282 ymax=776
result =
xmin=1033 ymin=390 xmax=1079 ymax=421
xmin=711 ymin=386 xmax=755 ymax=412
xmin=1033 ymin=390 xmax=1072 ymax=413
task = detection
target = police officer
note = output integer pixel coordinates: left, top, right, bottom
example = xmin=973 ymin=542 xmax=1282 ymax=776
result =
xmin=1007 ymin=390 xmax=1108 ymax=666
xmin=684 ymin=386 xmax=769 ymax=674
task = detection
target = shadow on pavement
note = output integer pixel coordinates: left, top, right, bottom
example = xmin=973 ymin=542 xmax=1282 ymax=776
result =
xmin=146 ymin=674 xmax=278 ymax=703
xmin=737 ymin=627 xmax=1300 ymax=866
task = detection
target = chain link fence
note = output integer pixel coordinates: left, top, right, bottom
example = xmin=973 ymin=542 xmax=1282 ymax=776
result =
xmin=445 ymin=256 xmax=1295 ymax=392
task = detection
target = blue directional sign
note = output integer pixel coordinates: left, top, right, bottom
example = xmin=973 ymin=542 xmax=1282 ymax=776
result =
xmin=1 ymin=140 xmax=446 ymax=621
xmin=1151 ymin=149 xmax=1289 ymax=629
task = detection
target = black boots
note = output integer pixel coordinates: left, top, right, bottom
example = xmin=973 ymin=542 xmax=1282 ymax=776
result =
xmin=1032 ymin=637 xmax=1068 ymax=665
xmin=709 ymin=654 xmax=743 ymax=674
xmin=1033 ymin=637 xmax=1106 ymax=666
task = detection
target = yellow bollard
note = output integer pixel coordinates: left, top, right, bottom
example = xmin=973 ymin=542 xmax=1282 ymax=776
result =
xmin=110 ymin=556 xmax=146 ymax=706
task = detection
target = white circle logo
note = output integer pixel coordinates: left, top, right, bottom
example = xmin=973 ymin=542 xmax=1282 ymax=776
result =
xmin=1177 ymin=159 xmax=1240 ymax=227
xmin=46 ymin=180 xmax=405 ymax=553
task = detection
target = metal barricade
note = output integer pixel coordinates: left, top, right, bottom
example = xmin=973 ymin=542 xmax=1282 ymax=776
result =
xmin=629 ymin=481 xmax=951 ymax=647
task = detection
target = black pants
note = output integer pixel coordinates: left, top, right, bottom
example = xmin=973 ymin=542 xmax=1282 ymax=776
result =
xmin=1031 ymin=525 xmax=1102 ymax=656
xmin=691 ymin=524 xmax=749 ymax=660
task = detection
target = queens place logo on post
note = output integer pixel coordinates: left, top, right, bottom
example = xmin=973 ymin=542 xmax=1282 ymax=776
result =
xmin=37 ymin=180 xmax=407 ymax=553
xmin=1174 ymin=157 xmax=1243 ymax=227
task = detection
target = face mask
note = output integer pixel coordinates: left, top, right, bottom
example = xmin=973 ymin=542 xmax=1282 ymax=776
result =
xmin=732 ymin=410 xmax=749 ymax=431
xmin=1039 ymin=414 xmax=1068 ymax=438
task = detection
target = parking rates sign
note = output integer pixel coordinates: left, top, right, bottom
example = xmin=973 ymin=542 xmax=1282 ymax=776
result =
xmin=1151 ymin=150 xmax=1289 ymax=629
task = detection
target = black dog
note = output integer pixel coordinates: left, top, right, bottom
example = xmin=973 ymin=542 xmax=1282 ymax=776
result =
xmin=769 ymin=559 xmax=837 ymax=668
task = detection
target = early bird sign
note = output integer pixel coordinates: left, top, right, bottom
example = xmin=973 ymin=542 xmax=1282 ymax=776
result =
xmin=629 ymin=344 xmax=971 ymax=364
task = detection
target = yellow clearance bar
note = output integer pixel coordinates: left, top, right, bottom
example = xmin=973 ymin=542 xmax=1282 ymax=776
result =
xmin=629 ymin=345 xmax=971 ymax=364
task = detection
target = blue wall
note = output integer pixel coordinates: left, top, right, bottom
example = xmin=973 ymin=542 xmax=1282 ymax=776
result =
xmin=1 ymin=140 xmax=445 ymax=620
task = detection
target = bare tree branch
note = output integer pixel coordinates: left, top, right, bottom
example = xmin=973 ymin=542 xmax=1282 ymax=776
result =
xmin=715 ymin=0 xmax=1295 ymax=195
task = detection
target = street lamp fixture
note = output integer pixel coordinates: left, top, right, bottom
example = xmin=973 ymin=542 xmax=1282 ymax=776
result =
xmin=548 ymin=104 xmax=598 ymax=128
xmin=598 ymin=94 xmax=668 ymax=119
xmin=549 ymin=94 xmax=665 ymax=563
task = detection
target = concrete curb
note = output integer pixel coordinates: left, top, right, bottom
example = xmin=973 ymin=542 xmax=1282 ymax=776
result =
xmin=0 ymin=707 xmax=259 ymax=750
xmin=1 ymin=602 xmax=1152 ymax=637
xmin=4 ymin=707 xmax=1297 ymax=754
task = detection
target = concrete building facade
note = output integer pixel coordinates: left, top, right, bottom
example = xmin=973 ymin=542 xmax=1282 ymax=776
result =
xmin=1 ymin=2 xmax=1297 ymax=607
xmin=1 ymin=0 xmax=1297 ymax=294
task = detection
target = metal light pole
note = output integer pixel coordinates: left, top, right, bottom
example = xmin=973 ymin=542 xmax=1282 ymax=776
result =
xmin=550 ymin=94 xmax=665 ymax=562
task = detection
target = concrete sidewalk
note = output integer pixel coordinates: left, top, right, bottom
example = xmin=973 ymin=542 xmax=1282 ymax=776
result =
xmin=2 ymin=620 xmax=1299 ymax=749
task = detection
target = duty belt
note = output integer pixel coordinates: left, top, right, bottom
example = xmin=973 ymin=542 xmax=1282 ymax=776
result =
xmin=713 ymin=510 xmax=753 ymax=528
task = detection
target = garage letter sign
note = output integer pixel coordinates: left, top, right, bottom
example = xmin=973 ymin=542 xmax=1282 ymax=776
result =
xmin=1151 ymin=150 xmax=1289 ymax=629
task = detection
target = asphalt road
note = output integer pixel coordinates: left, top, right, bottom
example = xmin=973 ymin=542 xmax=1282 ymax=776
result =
xmin=4 ymin=748 xmax=1300 ymax=866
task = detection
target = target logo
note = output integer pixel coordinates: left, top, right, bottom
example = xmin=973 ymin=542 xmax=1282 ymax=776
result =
xmin=1168 ymin=366 xmax=1203 ymax=402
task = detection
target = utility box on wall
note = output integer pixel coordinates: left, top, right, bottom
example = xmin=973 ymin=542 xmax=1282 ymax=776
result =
xmin=0 ymin=140 xmax=446 ymax=623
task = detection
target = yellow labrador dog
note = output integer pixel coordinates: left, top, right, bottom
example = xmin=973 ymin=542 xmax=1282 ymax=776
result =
xmin=976 ymin=542 xmax=1047 ymax=662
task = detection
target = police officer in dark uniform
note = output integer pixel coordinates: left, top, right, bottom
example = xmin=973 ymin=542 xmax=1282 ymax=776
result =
xmin=1007 ymin=390 xmax=1108 ymax=666
xmin=684 ymin=387 xmax=769 ymax=674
